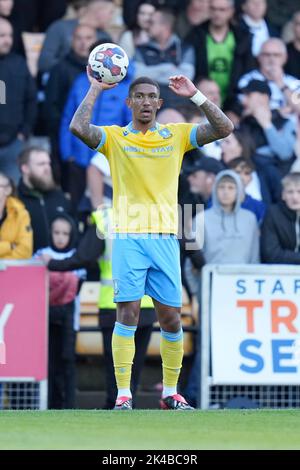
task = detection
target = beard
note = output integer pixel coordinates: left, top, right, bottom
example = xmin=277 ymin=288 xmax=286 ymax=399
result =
xmin=28 ymin=172 xmax=56 ymax=192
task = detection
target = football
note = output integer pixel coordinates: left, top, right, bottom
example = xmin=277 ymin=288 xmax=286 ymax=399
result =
xmin=88 ymin=43 xmax=129 ymax=84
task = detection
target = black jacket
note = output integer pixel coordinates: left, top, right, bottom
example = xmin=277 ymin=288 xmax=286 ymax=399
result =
xmin=0 ymin=53 xmax=37 ymax=146
xmin=285 ymin=42 xmax=300 ymax=80
xmin=12 ymin=0 xmax=67 ymax=32
xmin=18 ymin=179 xmax=72 ymax=252
xmin=44 ymin=50 xmax=87 ymax=134
xmin=261 ymin=201 xmax=300 ymax=264
xmin=185 ymin=21 xmax=256 ymax=107
xmin=238 ymin=17 xmax=279 ymax=43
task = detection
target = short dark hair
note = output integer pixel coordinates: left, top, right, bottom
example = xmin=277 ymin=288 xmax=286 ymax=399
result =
xmin=18 ymin=146 xmax=49 ymax=168
xmin=227 ymin=156 xmax=255 ymax=172
xmin=129 ymin=77 xmax=160 ymax=97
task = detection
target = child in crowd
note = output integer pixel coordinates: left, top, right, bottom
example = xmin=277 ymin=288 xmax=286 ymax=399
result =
xmin=35 ymin=214 xmax=85 ymax=409
xmin=228 ymin=157 xmax=266 ymax=224
xmin=199 ymin=170 xmax=260 ymax=264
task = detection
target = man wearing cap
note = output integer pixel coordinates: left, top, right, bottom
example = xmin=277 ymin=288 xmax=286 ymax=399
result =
xmin=239 ymin=79 xmax=297 ymax=203
xmin=185 ymin=154 xmax=224 ymax=208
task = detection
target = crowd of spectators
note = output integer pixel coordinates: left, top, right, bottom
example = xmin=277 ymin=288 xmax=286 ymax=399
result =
xmin=1 ymin=0 xmax=300 ymax=409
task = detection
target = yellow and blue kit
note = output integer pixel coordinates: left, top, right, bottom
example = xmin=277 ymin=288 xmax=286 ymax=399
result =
xmin=95 ymin=121 xmax=201 ymax=306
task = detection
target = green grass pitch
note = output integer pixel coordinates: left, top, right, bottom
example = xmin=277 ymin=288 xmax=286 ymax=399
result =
xmin=0 ymin=410 xmax=300 ymax=450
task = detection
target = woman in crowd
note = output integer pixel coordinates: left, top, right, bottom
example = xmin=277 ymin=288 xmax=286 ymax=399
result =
xmin=119 ymin=1 xmax=156 ymax=58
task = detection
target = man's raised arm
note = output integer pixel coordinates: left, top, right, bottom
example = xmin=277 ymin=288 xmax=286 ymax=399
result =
xmin=168 ymin=75 xmax=234 ymax=146
xmin=69 ymin=67 xmax=117 ymax=149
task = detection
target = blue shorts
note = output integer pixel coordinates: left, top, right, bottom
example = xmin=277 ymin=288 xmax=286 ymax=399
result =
xmin=112 ymin=234 xmax=182 ymax=307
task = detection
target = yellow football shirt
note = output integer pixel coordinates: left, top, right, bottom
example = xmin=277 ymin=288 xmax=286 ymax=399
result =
xmin=95 ymin=121 xmax=200 ymax=234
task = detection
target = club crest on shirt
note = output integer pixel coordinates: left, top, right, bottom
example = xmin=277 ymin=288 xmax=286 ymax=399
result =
xmin=158 ymin=128 xmax=172 ymax=139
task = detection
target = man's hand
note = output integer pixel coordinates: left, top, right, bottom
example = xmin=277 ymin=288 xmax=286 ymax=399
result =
xmin=168 ymin=75 xmax=197 ymax=98
xmin=250 ymin=95 xmax=272 ymax=128
xmin=86 ymin=65 xmax=118 ymax=92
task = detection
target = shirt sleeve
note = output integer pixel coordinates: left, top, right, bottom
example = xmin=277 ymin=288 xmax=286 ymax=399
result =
xmin=93 ymin=126 xmax=108 ymax=154
xmin=93 ymin=126 xmax=120 ymax=161
xmin=176 ymin=123 xmax=202 ymax=153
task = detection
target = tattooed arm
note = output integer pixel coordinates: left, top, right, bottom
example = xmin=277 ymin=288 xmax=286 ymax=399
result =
xmin=195 ymin=100 xmax=234 ymax=146
xmin=69 ymin=67 xmax=117 ymax=149
xmin=168 ymin=75 xmax=234 ymax=146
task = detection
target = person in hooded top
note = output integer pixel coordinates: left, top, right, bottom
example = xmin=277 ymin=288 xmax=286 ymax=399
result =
xmin=35 ymin=213 xmax=85 ymax=409
xmin=197 ymin=169 xmax=260 ymax=264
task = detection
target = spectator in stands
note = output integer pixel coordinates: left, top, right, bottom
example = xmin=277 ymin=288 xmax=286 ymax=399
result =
xmin=59 ymin=64 xmax=132 ymax=211
xmin=185 ymin=151 xmax=265 ymax=222
xmin=266 ymin=0 xmax=298 ymax=34
xmin=134 ymin=6 xmax=195 ymax=108
xmin=0 ymin=0 xmax=24 ymax=54
xmin=198 ymin=170 xmax=260 ymax=263
xmin=185 ymin=155 xmax=224 ymax=208
xmin=12 ymin=0 xmax=68 ymax=33
xmin=35 ymin=0 xmax=67 ymax=32
xmin=285 ymin=11 xmax=300 ymax=80
xmin=0 ymin=171 xmax=32 ymax=259
xmin=157 ymin=107 xmax=186 ymax=124
xmin=0 ymin=18 xmax=37 ymax=183
xmin=119 ymin=1 xmax=156 ymax=59
xmin=227 ymin=157 xmax=266 ymax=223
xmin=45 ymin=25 xmax=98 ymax=181
xmin=0 ymin=1 xmax=13 ymax=18
xmin=186 ymin=0 xmax=255 ymax=107
xmin=238 ymin=38 xmax=300 ymax=115
xmin=239 ymin=79 xmax=297 ymax=203
xmin=220 ymin=128 xmax=255 ymax=166
xmin=40 ymin=207 xmax=157 ymax=409
xmin=261 ymin=172 xmax=300 ymax=264
xmin=35 ymin=213 xmax=85 ymax=409
xmin=38 ymin=0 xmax=114 ymax=73
xmin=17 ymin=147 xmax=72 ymax=252
xmin=123 ymin=0 xmax=184 ymax=29
xmin=176 ymin=0 xmax=210 ymax=39
xmin=226 ymin=155 xmax=263 ymax=201
xmin=239 ymin=0 xmax=278 ymax=57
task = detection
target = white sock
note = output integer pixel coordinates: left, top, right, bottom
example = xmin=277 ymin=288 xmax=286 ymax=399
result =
xmin=162 ymin=386 xmax=177 ymax=399
xmin=117 ymin=388 xmax=132 ymax=399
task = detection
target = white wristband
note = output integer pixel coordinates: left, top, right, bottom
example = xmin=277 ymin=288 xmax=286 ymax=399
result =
xmin=190 ymin=90 xmax=207 ymax=107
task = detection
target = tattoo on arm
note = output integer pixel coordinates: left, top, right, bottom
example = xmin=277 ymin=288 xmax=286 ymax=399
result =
xmin=196 ymin=100 xmax=234 ymax=146
xmin=69 ymin=87 xmax=102 ymax=149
